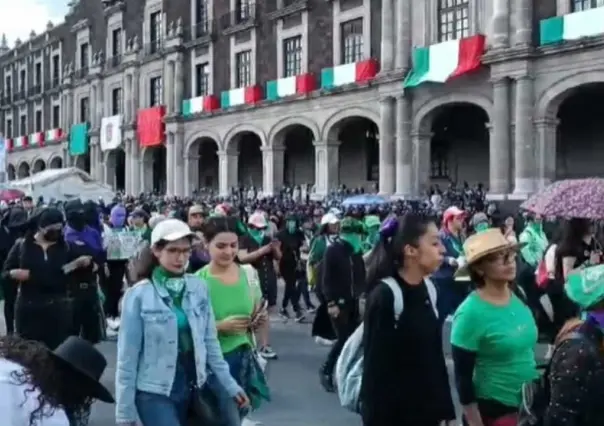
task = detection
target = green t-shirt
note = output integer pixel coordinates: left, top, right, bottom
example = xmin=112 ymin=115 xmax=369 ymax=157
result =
xmin=197 ymin=266 xmax=260 ymax=354
xmin=451 ymin=291 xmax=538 ymax=407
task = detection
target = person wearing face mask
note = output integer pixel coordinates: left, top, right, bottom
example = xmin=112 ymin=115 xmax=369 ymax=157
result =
xmin=187 ymin=205 xmax=210 ymax=272
xmin=319 ymin=217 xmax=366 ymax=392
xmin=276 ymin=215 xmax=306 ymax=321
xmin=1 ymin=207 xmax=93 ymax=349
xmin=64 ymin=199 xmax=106 ymax=343
xmin=519 ymin=214 xmax=548 ymax=269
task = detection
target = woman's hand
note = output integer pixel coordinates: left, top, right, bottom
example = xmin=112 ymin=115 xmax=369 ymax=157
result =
xmin=217 ymin=317 xmax=251 ymax=334
xmin=234 ymin=391 xmax=250 ymax=409
xmin=9 ymin=269 xmax=30 ymax=281
xmin=75 ymin=255 xmax=93 ymax=268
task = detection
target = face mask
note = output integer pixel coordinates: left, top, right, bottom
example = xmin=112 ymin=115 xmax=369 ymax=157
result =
xmin=67 ymin=212 xmax=86 ymax=231
xmin=286 ymin=221 xmax=297 ymax=233
xmin=43 ymin=229 xmax=63 ymax=242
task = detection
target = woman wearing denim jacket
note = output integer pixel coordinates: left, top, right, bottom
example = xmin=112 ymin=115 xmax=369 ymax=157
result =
xmin=115 ymin=219 xmax=249 ymax=426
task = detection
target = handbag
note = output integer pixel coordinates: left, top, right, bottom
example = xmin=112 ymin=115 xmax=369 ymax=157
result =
xmin=241 ymin=265 xmax=268 ymax=373
xmin=188 ymin=384 xmax=220 ymax=426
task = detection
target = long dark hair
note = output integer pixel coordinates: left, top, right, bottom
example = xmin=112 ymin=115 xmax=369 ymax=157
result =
xmin=365 ymin=213 xmax=435 ymax=293
xmin=130 ymin=241 xmax=165 ymax=282
xmin=201 ymin=216 xmax=246 ymax=243
xmin=0 ymin=335 xmax=93 ymax=426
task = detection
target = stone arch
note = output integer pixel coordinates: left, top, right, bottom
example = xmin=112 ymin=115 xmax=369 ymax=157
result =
xmin=413 ymin=93 xmax=493 ymax=133
xmin=268 ymin=116 xmax=320 ymax=147
xmin=48 ymin=155 xmax=63 ymax=169
xmin=321 ymin=106 xmax=380 ymax=141
xmin=185 ymin=129 xmax=222 ymax=154
xmin=536 ymin=70 xmax=604 ymax=120
xmin=7 ymin=164 xmax=16 ymax=180
xmin=223 ymin=123 xmax=268 ymax=151
xmin=17 ymin=161 xmax=30 ymax=178
xmin=31 ymin=157 xmax=46 ymax=173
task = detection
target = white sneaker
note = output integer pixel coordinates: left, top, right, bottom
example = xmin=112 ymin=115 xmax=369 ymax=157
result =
xmin=242 ymin=418 xmax=262 ymax=426
xmin=107 ymin=317 xmax=120 ymax=331
xmin=106 ymin=327 xmax=118 ymax=338
xmin=314 ymin=336 xmax=335 ymax=346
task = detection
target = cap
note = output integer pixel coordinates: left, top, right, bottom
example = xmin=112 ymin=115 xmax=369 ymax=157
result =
xmin=320 ymin=213 xmax=340 ymax=226
xmin=248 ymin=212 xmax=268 ymax=228
xmin=151 ymin=219 xmax=194 ymax=246
xmin=443 ymin=206 xmax=465 ymax=222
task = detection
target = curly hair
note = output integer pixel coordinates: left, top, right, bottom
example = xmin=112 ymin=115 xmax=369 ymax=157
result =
xmin=0 ymin=335 xmax=93 ymax=426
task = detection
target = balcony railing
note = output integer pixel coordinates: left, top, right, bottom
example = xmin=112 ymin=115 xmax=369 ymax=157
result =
xmin=185 ymin=18 xmax=217 ymax=43
xmin=74 ymin=66 xmax=89 ymax=80
xmin=51 ymin=76 xmax=61 ymax=88
xmin=143 ymin=39 xmax=164 ymax=56
xmin=14 ymin=90 xmax=25 ymax=102
xmin=1 ymin=93 xmax=11 ymax=105
xmin=29 ymin=84 xmax=42 ymax=96
xmin=221 ymin=3 xmax=257 ymax=31
xmin=107 ymin=55 xmax=122 ymax=68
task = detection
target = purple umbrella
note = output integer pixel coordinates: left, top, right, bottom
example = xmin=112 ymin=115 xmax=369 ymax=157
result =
xmin=521 ymin=178 xmax=604 ymax=219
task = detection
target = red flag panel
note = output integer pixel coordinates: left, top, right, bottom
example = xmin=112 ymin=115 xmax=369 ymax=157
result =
xmin=137 ymin=106 xmax=166 ymax=147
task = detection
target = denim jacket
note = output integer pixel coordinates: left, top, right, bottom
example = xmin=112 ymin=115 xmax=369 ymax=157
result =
xmin=115 ymin=274 xmax=243 ymax=423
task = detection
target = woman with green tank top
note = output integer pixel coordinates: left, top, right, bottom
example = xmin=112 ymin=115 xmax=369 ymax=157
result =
xmin=196 ymin=216 xmax=270 ymax=426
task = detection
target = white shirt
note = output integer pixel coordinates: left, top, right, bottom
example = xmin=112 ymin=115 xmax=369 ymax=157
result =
xmin=0 ymin=358 xmax=70 ymax=426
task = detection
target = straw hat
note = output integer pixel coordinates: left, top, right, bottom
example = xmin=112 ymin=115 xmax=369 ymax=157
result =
xmin=455 ymin=228 xmax=525 ymax=277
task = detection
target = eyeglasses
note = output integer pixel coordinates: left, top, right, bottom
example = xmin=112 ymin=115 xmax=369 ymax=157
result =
xmin=485 ymin=251 xmax=516 ymax=265
xmin=164 ymin=247 xmax=192 ymax=257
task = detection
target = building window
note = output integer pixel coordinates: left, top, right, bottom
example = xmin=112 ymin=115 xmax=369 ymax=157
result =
xmin=6 ymin=119 xmax=12 ymax=138
xmin=112 ymin=28 xmax=122 ymax=57
xmin=19 ymin=115 xmax=26 ymax=135
xmin=35 ymin=110 xmax=42 ymax=132
xmin=283 ymin=36 xmax=302 ymax=77
xmin=150 ymin=77 xmax=162 ymax=106
xmin=341 ymin=19 xmax=363 ymax=64
xmin=195 ymin=63 xmax=210 ymax=96
xmin=196 ymin=0 xmax=209 ymax=32
xmin=236 ymin=0 xmax=254 ymax=23
xmin=112 ymin=88 xmax=123 ymax=115
xmin=52 ymin=105 xmax=60 ymax=128
xmin=80 ymin=42 xmax=90 ymax=69
xmin=431 ymin=139 xmax=449 ymax=178
xmin=80 ymin=97 xmax=89 ymax=123
xmin=235 ymin=50 xmax=252 ymax=88
xmin=150 ymin=11 xmax=163 ymax=53
xmin=34 ymin=63 xmax=42 ymax=91
xmin=19 ymin=70 xmax=26 ymax=93
xmin=437 ymin=0 xmax=469 ymax=42
xmin=52 ymin=55 xmax=60 ymax=86
xmin=5 ymin=76 xmax=11 ymax=98
xmin=571 ymin=0 xmax=604 ymax=10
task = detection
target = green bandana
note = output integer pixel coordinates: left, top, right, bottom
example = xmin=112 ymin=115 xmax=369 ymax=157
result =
xmin=286 ymin=220 xmax=297 ymax=234
xmin=340 ymin=232 xmax=363 ymax=254
xmin=248 ymin=228 xmax=265 ymax=244
xmin=474 ymin=223 xmax=490 ymax=233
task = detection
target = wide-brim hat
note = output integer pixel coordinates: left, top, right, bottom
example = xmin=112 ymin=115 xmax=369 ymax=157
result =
xmin=454 ymin=228 xmax=526 ymax=278
xmin=48 ymin=336 xmax=114 ymax=403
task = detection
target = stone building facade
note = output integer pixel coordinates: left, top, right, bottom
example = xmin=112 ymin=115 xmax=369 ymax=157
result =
xmin=3 ymin=0 xmax=604 ymax=198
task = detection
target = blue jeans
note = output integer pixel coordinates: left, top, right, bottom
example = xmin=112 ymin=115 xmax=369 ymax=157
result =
xmin=135 ymin=353 xmax=195 ymax=426
xmin=206 ymin=347 xmax=248 ymax=426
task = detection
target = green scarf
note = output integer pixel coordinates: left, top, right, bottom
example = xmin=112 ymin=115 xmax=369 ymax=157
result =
xmin=286 ymin=220 xmax=297 ymax=234
xmin=152 ymin=266 xmax=192 ymax=352
xmin=248 ymin=228 xmax=265 ymax=245
xmin=474 ymin=223 xmax=490 ymax=233
xmin=340 ymin=232 xmax=363 ymax=254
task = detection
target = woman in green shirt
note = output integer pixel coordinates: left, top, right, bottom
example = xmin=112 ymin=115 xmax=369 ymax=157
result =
xmin=196 ymin=216 xmax=270 ymax=426
xmin=451 ymin=228 xmax=538 ymax=426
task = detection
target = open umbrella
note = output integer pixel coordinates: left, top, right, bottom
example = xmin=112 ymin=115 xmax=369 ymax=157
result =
xmin=0 ymin=188 xmax=25 ymax=202
xmin=521 ymin=178 xmax=604 ymax=219
xmin=341 ymin=194 xmax=388 ymax=207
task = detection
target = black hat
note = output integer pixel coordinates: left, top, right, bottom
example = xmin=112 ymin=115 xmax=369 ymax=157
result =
xmin=49 ymin=336 xmax=114 ymax=403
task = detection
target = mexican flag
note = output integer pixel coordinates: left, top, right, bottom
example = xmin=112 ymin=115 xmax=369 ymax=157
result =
xmin=266 ymin=74 xmax=315 ymax=101
xmin=29 ymin=132 xmax=44 ymax=146
xmin=320 ymin=59 xmax=378 ymax=90
xmin=540 ymin=7 xmax=604 ymax=45
xmin=403 ymin=34 xmax=485 ymax=88
xmin=45 ymin=128 xmax=63 ymax=142
xmin=182 ymin=95 xmax=219 ymax=116
xmin=220 ymin=86 xmax=263 ymax=109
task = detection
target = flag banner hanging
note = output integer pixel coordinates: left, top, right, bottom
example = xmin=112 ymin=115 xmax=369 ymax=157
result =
xmin=137 ymin=106 xmax=165 ymax=147
xmin=266 ymin=73 xmax=316 ymax=101
xmin=540 ymin=7 xmax=604 ymax=45
xmin=45 ymin=128 xmax=63 ymax=143
xmin=29 ymin=132 xmax=45 ymax=147
xmin=320 ymin=59 xmax=379 ymax=90
xmin=69 ymin=123 xmax=90 ymax=155
xmin=100 ymin=115 xmax=122 ymax=151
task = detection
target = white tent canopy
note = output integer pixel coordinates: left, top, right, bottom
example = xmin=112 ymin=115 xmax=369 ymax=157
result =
xmin=8 ymin=168 xmax=115 ymax=202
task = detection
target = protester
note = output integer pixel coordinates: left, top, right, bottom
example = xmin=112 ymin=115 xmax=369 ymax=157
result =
xmin=361 ymin=214 xmax=454 ymax=426
xmin=276 ymin=214 xmax=306 ymax=321
xmin=103 ymin=204 xmax=129 ymax=332
xmin=116 ymin=219 xmax=249 ymax=426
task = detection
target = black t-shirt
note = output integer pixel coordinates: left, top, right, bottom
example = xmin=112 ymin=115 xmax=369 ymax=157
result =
xmin=276 ymin=230 xmax=304 ymax=276
xmin=239 ymin=234 xmax=277 ymax=284
xmin=555 ymin=238 xmax=597 ymax=284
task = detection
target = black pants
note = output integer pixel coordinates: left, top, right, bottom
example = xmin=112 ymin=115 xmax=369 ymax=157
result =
xmin=102 ymin=260 xmax=127 ymax=317
xmin=72 ymin=282 xmax=104 ymax=344
xmin=259 ymin=275 xmax=278 ymax=308
xmin=298 ymin=277 xmax=313 ymax=308
xmin=1 ymin=278 xmax=17 ymax=334
xmin=15 ymin=295 xmax=73 ymax=350
xmin=282 ymin=275 xmax=301 ymax=311
xmin=323 ymin=301 xmax=359 ymax=374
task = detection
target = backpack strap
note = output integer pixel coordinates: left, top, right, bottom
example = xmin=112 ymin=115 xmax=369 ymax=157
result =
xmin=424 ymin=277 xmax=439 ymax=318
xmin=382 ymin=277 xmax=404 ymax=323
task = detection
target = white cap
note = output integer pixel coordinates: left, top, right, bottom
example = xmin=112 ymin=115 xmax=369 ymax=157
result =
xmin=248 ymin=211 xmax=268 ymax=228
xmin=321 ymin=213 xmax=340 ymax=226
xmin=151 ymin=219 xmax=194 ymax=246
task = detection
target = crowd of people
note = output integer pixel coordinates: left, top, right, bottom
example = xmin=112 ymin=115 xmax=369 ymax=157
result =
xmin=0 ymin=181 xmax=602 ymax=426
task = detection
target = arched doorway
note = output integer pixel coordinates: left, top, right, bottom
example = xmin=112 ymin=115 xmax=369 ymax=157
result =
xmin=32 ymin=159 xmax=46 ymax=173
xmin=279 ymin=124 xmax=316 ymax=187
xmin=187 ymin=138 xmax=219 ymax=191
xmin=17 ymin=162 xmax=30 ymax=178
xmin=232 ymin=132 xmax=262 ymax=188
xmin=105 ymin=149 xmax=126 ymax=190
xmin=74 ymin=155 xmax=91 ymax=173
xmin=556 ymin=83 xmax=604 ymax=178
xmin=49 ymin=157 xmax=63 ymax=169
xmin=331 ymin=117 xmax=379 ymax=191
xmin=142 ymin=146 xmax=167 ymax=192
xmin=7 ymin=164 xmax=16 ymax=180
xmin=429 ymin=104 xmax=489 ymax=185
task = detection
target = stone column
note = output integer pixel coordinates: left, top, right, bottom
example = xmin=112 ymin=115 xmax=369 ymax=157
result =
xmin=166 ymin=132 xmax=175 ymax=195
xmin=125 ymin=139 xmax=132 ymax=193
xmin=490 ymin=0 xmax=510 ymax=47
xmin=96 ymin=81 xmax=104 ymax=126
xmin=489 ymin=78 xmax=511 ymax=195
xmin=513 ymin=76 xmax=536 ymax=196
xmin=131 ymin=70 xmax=139 ymax=116
xmin=513 ymin=0 xmax=532 ymax=45
xmin=90 ymin=84 xmax=97 ymax=126
xmin=313 ymin=141 xmax=339 ymax=198
xmin=379 ymin=96 xmax=395 ymax=194
xmin=380 ymin=0 xmax=395 ymax=71
xmin=412 ymin=131 xmax=432 ymax=194
xmin=394 ymin=0 xmax=411 ymax=70
xmin=261 ymin=146 xmax=285 ymax=196
xmin=218 ymin=150 xmax=238 ymax=197
xmin=130 ymin=140 xmax=140 ymax=194
xmin=124 ymin=73 xmax=132 ymax=122
xmin=165 ymin=61 xmax=175 ymax=113
xmin=535 ymin=118 xmax=558 ymax=190
xmin=395 ymin=95 xmax=413 ymax=196
xmin=174 ymin=131 xmax=185 ymax=196
xmin=174 ymin=58 xmax=183 ymax=114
